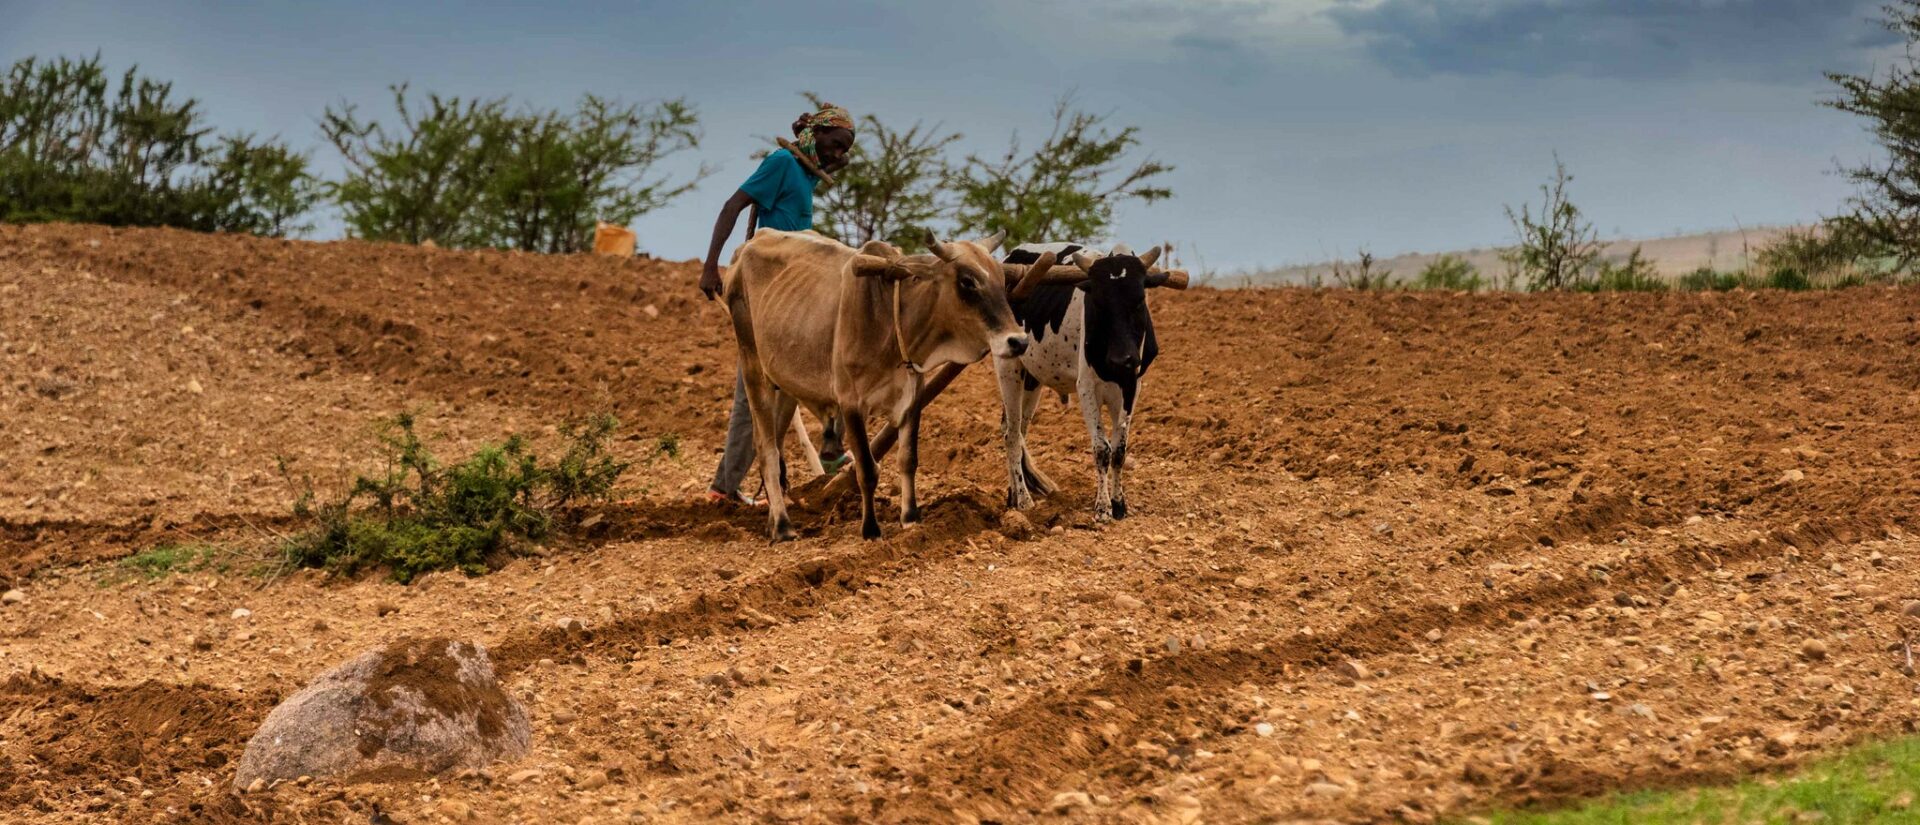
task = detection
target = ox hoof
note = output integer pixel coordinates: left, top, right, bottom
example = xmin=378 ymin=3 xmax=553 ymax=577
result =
xmin=1093 ymin=510 xmax=1114 ymax=525
xmin=860 ymin=520 xmax=882 ymax=541
xmin=1111 ymin=499 xmax=1128 ymax=520
xmin=769 ymin=517 xmax=796 ymax=543
xmin=901 ymin=505 xmax=923 ymax=525
xmin=1008 ymin=490 xmax=1034 ymax=511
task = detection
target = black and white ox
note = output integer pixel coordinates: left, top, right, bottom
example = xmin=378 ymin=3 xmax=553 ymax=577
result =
xmin=993 ymin=242 xmax=1185 ymax=521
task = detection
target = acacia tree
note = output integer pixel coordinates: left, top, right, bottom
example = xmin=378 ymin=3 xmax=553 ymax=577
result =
xmin=325 ymin=86 xmax=707 ymax=252
xmin=1501 ymin=155 xmax=1602 ymax=291
xmin=1822 ymin=0 xmax=1920 ymax=271
xmin=321 ymin=85 xmax=512 ymax=247
xmin=948 ymin=97 xmax=1173 ymax=245
xmin=0 ymin=54 xmax=315 ymax=234
xmin=483 ymin=95 xmax=707 ymax=253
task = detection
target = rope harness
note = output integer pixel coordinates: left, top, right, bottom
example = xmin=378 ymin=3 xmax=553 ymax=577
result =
xmin=892 ymin=278 xmax=926 ymax=375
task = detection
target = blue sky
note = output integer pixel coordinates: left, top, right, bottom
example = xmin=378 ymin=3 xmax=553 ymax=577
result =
xmin=0 ymin=0 xmax=1897 ymax=271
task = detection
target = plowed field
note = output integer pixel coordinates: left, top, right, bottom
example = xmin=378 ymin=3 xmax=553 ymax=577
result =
xmin=3 ymin=222 xmax=1920 ymax=824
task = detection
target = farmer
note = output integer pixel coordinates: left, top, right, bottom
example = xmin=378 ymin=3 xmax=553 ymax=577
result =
xmin=699 ymin=103 xmax=857 ymax=505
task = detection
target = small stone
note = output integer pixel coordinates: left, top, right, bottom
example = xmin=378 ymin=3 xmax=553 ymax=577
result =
xmin=186 ymin=379 xmax=204 ymax=395
xmin=1803 ymin=675 xmax=1834 ymax=689
xmin=1050 ymin=791 xmax=1093 ymax=812
xmin=1626 ymin=703 xmax=1656 ymax=720
xmin=1424 ymin=628 xmax=1444 ymax=643
xmin=374 ymin=602 xmax=399 ymax=617
xmin=244 ymin=778 xmax=265 ymax=794
xmin=1766 ymin=730 xmax=1800 ymax=756
xmin=1233 ymin=576 xmax=1257 ymax=589
xmin=577 ymin=769 xmax=609 ymax=791
xmin=1903 ymin=601 xmax=1920 ymax=619
xmin=231 ymin=608 xmax=252 ymax=620
xmin=1254 ymin=722 xmax=1275 ymax=737
xmin=1800 ymin=638 xmax=1828 ymax=660
xmin=507 ymin=768 xmax=545 ymax=784
xmin=189 ymin=634 xmax=213 ymax=651
xmin=1778 ymin=469 xmax=1805 ymax=483
xmin=1164 ymin=636 xmax=1182 ymax=655
xmin=1113 ymin=593 xmax=1144 ymax=610
xmin=557 ymin=617 xmax=586 ymax=634
xmin=1336 ymin=659 xmax=1370 ymax=681
xmin=1305 ymin=782 xmax=1348 ymax=798
xmin=1 ymin=589 xmax=23 ymax=605
xmin=553 ymin=709 xmax=578 ymax=725
xmin=438 ymin=799 xmax=475 ymax=820
xmin=642 ymin=304 xmax=660 ymax=319
xmin=1590 ymin=691 xmax=1612 ymax=702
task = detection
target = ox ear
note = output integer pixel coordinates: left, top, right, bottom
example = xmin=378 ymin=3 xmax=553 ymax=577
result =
xmin=1136 ymin=244 xmax=1163 ymax=269
xmin=1071 ymin=251 xmax=1099 ymax=272
xmin=973 ymin=230 xmax=1006 ymax=253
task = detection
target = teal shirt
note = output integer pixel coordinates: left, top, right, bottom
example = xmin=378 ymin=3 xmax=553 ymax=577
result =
xmin=737 ymin=148 xmax=819 ymax=231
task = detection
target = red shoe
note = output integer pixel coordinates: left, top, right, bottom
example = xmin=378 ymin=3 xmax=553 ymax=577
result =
xmin=704 ymin=489 xmax=759 ymax=507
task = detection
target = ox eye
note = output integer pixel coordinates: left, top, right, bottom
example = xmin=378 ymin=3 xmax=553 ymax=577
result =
xmin=959 ymin=274 xmax=980 ymax=293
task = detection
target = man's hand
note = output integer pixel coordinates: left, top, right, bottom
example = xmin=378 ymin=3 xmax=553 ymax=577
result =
xmin=700 ymin=262 xmax=722 ymax=300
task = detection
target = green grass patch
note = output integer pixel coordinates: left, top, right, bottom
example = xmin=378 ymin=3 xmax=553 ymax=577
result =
xmin=280 ymin=412 xmax=640 ymax=583
xmin=116 ymin=543 xmax=220 ymax=580
xmin=1473 ymin=736 xmax=1920 ymax=824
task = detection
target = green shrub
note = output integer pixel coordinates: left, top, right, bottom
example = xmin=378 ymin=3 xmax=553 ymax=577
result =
xmin=117 ymin=543 xmax=218 ymax=580
xmin=1679 ymin=267 xmax=1744 ymax=292
xmin=1762 ymin=267 xmax=1813 ymax=291
xmin=1581 ymin=246 xmax=1667 ymax=292
xmin=282 ymin=412 xmax=634 ymax=583
xmin=1414 ymin=255 xmax=1484 ymax=291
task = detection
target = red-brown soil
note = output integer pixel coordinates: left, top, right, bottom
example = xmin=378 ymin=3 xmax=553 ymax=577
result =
xmin=3 ymin=222 xmax=1920 ymax=823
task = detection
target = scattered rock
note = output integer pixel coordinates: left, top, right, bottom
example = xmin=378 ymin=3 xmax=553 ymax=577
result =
xmin=374 ymin=602 xmax=399 ymax=617
xmin=437 ymin=798 xmax=475 ymax=820
xmin=1800 ymin=638 xmax=1828 ymax=661
xmin=552 ymin=709 xmax=578 ymax=725
xmin=1424 ymin=628 xmax=1444 ymax=643
xmin=186 ymin=379 xmax=204 ymax=395
xmin=1336 ymin=659 xmax=1370 ymax=681
xmin=1050 ymin=791 xmax=1093 ymax=812
xmin=189 ymin=634 xmax=213 ymax=651
xmin=1113 ymin=593 xmax=1144 ymax=610
xmin=231 ymin=608 xmax=252 ymax=620
xmin=1 ymin=589 xmax=24 ymax=605
xmin=577 ymin=769 xmax=609 ymax=790
xmin=1903 ymin=601 xmax=1920 ymax=619
xmin=232 ymin=637 xmax=531 ymax=788
xmin=1254 ymin=722 xmax=1275 ymax=738
xmin=507 ymin=768 xmax=544 ymax=784
xmin=1305 ymin=782 xmax=1348 ymax=799
xmin=556 ymin=617 xmax=586 ymax=634
xmin=1164 ymin=636 xmax=1183 ymax=655
xmin=1778 ymin=469 xmax=1805 ymax=483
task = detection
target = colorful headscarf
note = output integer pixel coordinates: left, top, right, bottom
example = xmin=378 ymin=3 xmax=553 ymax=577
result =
xmin=792 ymin=103 xmax=855 ymax=163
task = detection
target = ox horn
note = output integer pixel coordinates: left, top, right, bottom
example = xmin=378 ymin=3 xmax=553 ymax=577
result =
xmin=1071 ymin=250 xmax=1099 ymax=272
xmin=1136 ymin=244 xmax=1163 ymax=269
xmin=921 ymin=228 xmax=956 ymax=262
xmin=974 ymin=230 xmax=1006 ymax=253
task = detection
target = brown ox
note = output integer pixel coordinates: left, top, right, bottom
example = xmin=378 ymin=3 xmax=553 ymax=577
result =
xmin=722 ymin=228 xmax=1068 ymax=541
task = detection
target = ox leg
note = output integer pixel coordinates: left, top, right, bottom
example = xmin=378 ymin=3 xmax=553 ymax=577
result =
xmin=1109 ymin=386 xmax=1137 ymax=520
xmin=1077 ymin=370 xmax=1114 ymax=523
xmin=1018 ymin=383 xmax=1059 ymax=497
xmin=791 ymin=408 xmax=825 ymax=477
xmin=742 ymin=370 xmax=797 ymax=541
xmin=995 ymin=358 xmax=1036 ymax=510
xmin=899 ymin=405 xmax=922 ymax=525
xmin=843 ymin=410 xmax=883 ymax=540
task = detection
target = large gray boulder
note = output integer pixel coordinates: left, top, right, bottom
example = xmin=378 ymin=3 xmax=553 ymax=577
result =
xmin=234 ymin=637 xmax=530 ymax=788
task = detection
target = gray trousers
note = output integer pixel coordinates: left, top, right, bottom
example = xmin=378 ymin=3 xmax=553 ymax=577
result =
xmin=710 ymin=371 xmax=844 ymax=496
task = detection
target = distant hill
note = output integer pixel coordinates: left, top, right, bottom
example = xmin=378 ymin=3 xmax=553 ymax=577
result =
xmin=1221 ymin=226 xmax=1806 ymax=287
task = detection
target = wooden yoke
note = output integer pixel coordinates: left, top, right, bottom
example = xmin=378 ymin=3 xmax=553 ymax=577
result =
xmin=776 ymin=138 xmax=836 ymax=187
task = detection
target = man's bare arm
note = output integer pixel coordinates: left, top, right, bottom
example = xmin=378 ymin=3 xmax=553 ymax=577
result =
xmin=702 ymin=189 xmax=758 ymax=299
